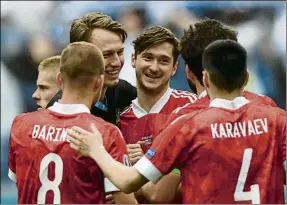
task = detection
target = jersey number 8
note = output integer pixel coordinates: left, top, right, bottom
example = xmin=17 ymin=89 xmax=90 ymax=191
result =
xmin=37 ymin=153 xmax=63 ymax=204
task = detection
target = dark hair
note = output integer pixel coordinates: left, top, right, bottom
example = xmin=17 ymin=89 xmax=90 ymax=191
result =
xmin=202 ymin=39 xmax=247 ymax=92
xmin=70 ymin=12 xmax=127 ymax=43
xmin=132 ymin=25 xmax=180 ymax=65
xmin=180 ymin=18 xmax=238 ymax=85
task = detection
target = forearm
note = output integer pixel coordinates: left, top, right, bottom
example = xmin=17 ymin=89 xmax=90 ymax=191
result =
xmin=140 ymin=172 xmax=181 ymax=203
xmin=113 ymin=192 xmax=138 ymax=204
xmin=91 ymin=145 xmax=147 ymax=193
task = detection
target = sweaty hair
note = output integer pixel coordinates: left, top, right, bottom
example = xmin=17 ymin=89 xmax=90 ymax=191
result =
xmin=132 ymin=25 xmax=180 ymax=65
xmin=70 ymin=12 xmax=127 ymax=43
xmin=60 ymin=42 xmax=105 ymax=87
xmin=180 ymin=18 xmax=238 ymax=85
xmin=38 ymin=55 xmax=61 ymax=74
xmin=202 ymin=39 xmax=247 ymax=92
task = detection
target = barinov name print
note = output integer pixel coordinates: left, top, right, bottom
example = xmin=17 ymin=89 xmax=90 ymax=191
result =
xmin=32 ymin=125 xmax=68 ymax=142
xmin=211 ymin=118 xmax=268 ymax=138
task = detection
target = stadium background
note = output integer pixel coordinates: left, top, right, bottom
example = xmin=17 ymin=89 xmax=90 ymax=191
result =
xmin=1 ymin=1 xmax=286 ymax=203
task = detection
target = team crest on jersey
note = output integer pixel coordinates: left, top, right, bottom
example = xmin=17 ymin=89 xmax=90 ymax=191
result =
xmin=146 ymin=148 xmax=156 ymax=159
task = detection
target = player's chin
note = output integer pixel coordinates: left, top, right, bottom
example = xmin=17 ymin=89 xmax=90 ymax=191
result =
xmin=142 ymin=82 xmax=162 ymax=92
xmin=104 ymin=78 xmax=120 ymax=87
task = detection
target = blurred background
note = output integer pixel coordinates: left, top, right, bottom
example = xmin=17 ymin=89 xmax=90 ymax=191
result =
xmin=1 ymin=1 xmax=286 ymax=203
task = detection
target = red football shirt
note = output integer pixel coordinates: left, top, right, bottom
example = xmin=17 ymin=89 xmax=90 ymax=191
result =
xmin=119 ymin=88 xmax=197 ymax=145
xmin=134 ymin=97 xmax=286 ymax=204
xmin=8 ymin=103 xmax=128 ymax=204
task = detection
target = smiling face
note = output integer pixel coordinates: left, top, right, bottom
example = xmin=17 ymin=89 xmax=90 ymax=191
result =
xmin=90 ymin=28 xmax=125 ymax=87
xmin=132 ymin=42 xmax=178 ymax=93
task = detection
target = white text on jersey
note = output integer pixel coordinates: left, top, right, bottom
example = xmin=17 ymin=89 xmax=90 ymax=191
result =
xmin=210 ymin=118 xmax=268 ymax=138
xmin=32 ymin=125 xmax=68 ymax=142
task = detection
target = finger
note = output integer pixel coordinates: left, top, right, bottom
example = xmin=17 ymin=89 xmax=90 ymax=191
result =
xmin=126 ymin=143 xmax=141 ymax=149
xmin=127 ymin=147 xmax=143 ymax=154
xmin=137 ymin=141 xmax=145 ymax=145
xmin=105 ymin=194 xmax=115 ymax=204
xmin=90 ymin=123 xmax=101 ymax=136
xmin=67 ymin=135 xmax=81 ymax=146
xmin=70 ymin=143 xmax=79 ymax=151
xmin=128 ymin=152 xmax=144 ymax=159
xmin=67 ymin=129 xmax=82 ymax=141
xmin=71 ymin=126 xmax=90 ymax=136
xmin=130 ymin=156 xmax=142 ymax=164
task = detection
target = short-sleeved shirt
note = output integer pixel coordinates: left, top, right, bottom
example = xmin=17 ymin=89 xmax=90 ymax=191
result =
xmin=119 ymin=87 xmax=197 ymax=148
xmin=8 ymin=102 xmax=129 ymax=204
xmin=134 ymin=97 xmax=286 ymax=204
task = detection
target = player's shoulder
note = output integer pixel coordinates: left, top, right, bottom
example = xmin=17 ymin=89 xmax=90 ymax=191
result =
xmin=120 ymin=104 xmax=133 ymax=117
xmin=12 ymin=110 xmax=48 ymax=124
xmin=170 ymin=89 xmax=198 ymax=102
xmin=243 ymin=91 xmax=277 ymax=107
xmin=172 ymin=97 xmax=208 ymax=114
xmin=90 ymin=114 xmax=123 ymax=136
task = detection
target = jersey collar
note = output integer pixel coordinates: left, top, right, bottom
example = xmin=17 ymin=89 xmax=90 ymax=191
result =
xmin=132 ymin=87 xmax=173 ymax=118
xmin=209 ymin=97 xmax=250 ymax=110
xmin=48 ymin=102 xmax=91 ymax=114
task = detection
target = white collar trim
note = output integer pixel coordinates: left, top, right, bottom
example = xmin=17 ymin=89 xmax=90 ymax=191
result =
xmin=209 ymin=97 xmax=250 ymax=110
xmin=198 ymin=90 xmax=207 ymax=99
xmin=132 ymin=87 xmax=173 ymax=118
xmin=48 ymin=102 xmax=90 ymax=114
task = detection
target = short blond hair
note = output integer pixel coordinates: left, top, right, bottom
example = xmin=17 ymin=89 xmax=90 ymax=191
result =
xmin=38 ymin=55 xmax=61 ymax=77
xmin=60 ymin=42 xmax=104 ymax=85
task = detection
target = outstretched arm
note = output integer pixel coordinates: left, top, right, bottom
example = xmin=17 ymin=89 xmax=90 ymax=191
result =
xmin=67 ymin=125 xmax=149 ymax=194
xmin=138 ymin=171 xmax=181 ymax=203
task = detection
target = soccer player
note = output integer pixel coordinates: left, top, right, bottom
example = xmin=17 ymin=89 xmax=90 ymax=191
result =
xmin=8 ymin=42 xmax=136 ymax=204
xmin=174 ymin=18 xmax=277 ymax=115
xmin=32 ymin=56 xmax=62 ymax=110
xmin=68 ymin=40 xmax=286 ymax=204
xmin=119 ymin=25 xmax=197 ymax=203
xmin=120 ymin=25 xmax=197 ymax=162
xmin=69 ymin=12 xmax=137 ymax=125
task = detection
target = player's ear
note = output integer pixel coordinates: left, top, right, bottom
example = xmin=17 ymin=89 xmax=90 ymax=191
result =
xmin=186 ymin=65 xmax=196 ymax=81
xmin=171 ymin=61 xmax=179 ymax=76
xmin=131 ymin=53 xmax=136 ymax=68
xmin=95 ymin=75 xmax=104 ymax=89
xmin=56 ymin=72 xmax=63 ymax=87
xmin=243 ymin=70 xmax=249 ymax=87
xmin=202 ymin=71 xmax=210 ymax=89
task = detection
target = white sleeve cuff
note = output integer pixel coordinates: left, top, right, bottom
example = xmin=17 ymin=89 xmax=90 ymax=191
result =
xmin=284 ymin=160 xmax=286 ymax=172
xmin=133 ymin=156 xmax=163 ymax=184
xmin=8 ymin=168 xmax=16 ymax=183
xmin=104 ymin=177 xmax=120 ymax=193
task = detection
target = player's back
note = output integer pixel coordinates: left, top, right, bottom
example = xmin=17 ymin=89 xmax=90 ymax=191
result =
xmin=9 ymin=106 xmax=116 ymax=204
xmin=177 ymin=98 xmax=285 ymax=203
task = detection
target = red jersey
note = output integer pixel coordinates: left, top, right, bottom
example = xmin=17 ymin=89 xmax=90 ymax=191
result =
xmin=134 ymin=97 xmax=286 ymax=204
xmin=8 ymin=103 xmax=128 ymax=204
xmin=174 ymin=90 xmax=277 ymax=115
xmin=119 ymin=88 xmax=197 ymax=145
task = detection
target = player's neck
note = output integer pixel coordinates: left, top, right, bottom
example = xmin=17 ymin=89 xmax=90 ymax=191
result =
xmin=60 ymin=91 xmax=94 ymax=110
xmin=99 ymin=87 xmax=108 ymax=102
xmin=137 ymin=84 xmax=169 ymax=113
xmin=208 ymin=88 xmax=242 ymax=101
xmin=196 ymin=85 xmax=206 ymax=97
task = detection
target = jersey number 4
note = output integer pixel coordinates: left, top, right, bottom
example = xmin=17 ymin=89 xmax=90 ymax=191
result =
xmin=234 ymin=148 xmax=260 ymax=204
xmin=37 ymin=153 xmax=63 ymax=204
